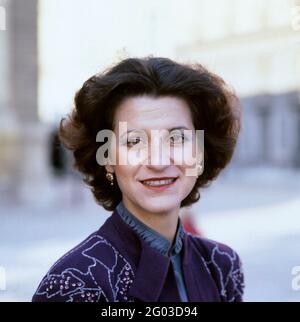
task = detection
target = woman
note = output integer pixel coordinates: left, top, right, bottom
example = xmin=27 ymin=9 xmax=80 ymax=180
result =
xmin=32 ymin=56 xmax=245 ymax=302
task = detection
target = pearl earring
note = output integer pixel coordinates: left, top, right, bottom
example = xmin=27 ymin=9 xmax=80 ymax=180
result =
xmin=106 ymin=172 xmax=114 ymax=186
xmin=197 ymin=161 xmax=203 ymax=178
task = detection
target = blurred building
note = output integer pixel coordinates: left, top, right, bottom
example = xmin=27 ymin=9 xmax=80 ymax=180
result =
xmin=0 ymin=0 xmax=299 ymax=206
xmin=0 ymin=0 xmax=52 ymax=205
xmin=176 ymin=0 xmax=300 ymax=167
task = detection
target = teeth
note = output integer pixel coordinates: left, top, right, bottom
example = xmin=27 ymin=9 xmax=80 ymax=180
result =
xmin=142 ymin=179 xmax=175 ymax=186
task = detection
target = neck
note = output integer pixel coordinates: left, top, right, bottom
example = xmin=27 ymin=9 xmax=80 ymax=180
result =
xmin=122 ymin=198 xmax=179 ymax=244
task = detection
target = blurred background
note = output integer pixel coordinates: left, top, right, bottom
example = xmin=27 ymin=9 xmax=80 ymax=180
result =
xmin=0 ymin=0 xmax=300 ymax=301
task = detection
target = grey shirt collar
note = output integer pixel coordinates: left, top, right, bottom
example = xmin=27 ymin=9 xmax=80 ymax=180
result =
xmin=116 ymin=200 xmax=185 ymax=257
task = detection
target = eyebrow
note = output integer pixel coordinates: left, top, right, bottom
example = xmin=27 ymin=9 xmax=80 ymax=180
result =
xmin=126 ymin=126 xmax=191 ymax=134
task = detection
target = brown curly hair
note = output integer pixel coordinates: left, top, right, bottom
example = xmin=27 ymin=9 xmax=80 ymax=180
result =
xmin=59 ymin=56 xmax=241 ymax=211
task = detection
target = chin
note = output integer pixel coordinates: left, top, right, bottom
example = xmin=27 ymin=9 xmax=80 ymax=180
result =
xmin=141 ymin=199 xmax=180 ymax=214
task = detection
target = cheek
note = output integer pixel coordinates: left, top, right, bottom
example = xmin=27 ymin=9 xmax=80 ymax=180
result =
xmin=180 ymin=170 xmax=197 ymax=196
xmin=114 ymin=166 xmax=137 ymax=189
xmin=172 ymin=143 xmax=197 ymax=168
xmin=116 ymin=146 xmax=127 ymax=165
xmin=184 ymin=174 xmax=197 ymax=188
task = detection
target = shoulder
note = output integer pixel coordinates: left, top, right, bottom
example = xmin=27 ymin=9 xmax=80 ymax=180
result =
xmin=188 ymin=234 xmax=245 ymax=302
xmin=32 ymin=231 xmax=134 ymax=302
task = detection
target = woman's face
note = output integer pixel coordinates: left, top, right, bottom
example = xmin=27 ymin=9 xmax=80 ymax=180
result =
xmin=106 ymin=95 xmax=200 ymax=216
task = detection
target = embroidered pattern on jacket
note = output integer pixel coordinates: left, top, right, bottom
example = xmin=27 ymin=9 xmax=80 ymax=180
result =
xmin=34 ymin=235 xmax=135 ymax=302
xmin=198 ymin=238 xmax=245 ymax=302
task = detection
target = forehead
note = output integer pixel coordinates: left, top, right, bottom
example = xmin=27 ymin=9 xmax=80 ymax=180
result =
xmin=113 ymin=95 xmax=194 ymax=131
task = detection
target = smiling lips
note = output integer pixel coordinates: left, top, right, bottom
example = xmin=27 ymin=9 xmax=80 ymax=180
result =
xmin=140 ymin=177 xmax=178 ymax=190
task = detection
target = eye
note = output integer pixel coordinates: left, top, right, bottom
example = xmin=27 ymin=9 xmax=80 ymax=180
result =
xmin=169 ymin=133 xmax=186 ymax=144
xmin=127 ymin=137 xmax=143 ymax=147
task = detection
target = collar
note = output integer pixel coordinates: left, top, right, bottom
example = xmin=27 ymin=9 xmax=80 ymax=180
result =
xmin=116 ymin=201 xmax=185 ymax=257
xmin=97 ymin=208 xmax=215 ymax=301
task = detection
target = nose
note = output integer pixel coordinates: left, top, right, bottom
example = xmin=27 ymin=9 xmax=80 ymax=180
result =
xmin=145 ymin=136 xmax=172 ymax=170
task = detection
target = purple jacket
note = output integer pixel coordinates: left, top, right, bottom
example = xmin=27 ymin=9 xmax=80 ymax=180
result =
xmin=32 ymin=208 xmax=245 ymax=302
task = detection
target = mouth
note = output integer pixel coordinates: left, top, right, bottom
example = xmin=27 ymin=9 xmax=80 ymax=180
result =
xmin=139 ymin=177 xmax=178 ymax=192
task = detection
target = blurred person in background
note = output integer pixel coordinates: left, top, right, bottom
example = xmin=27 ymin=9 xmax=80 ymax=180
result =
xmin=49 ymin=126 xmax=67 ymax=178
